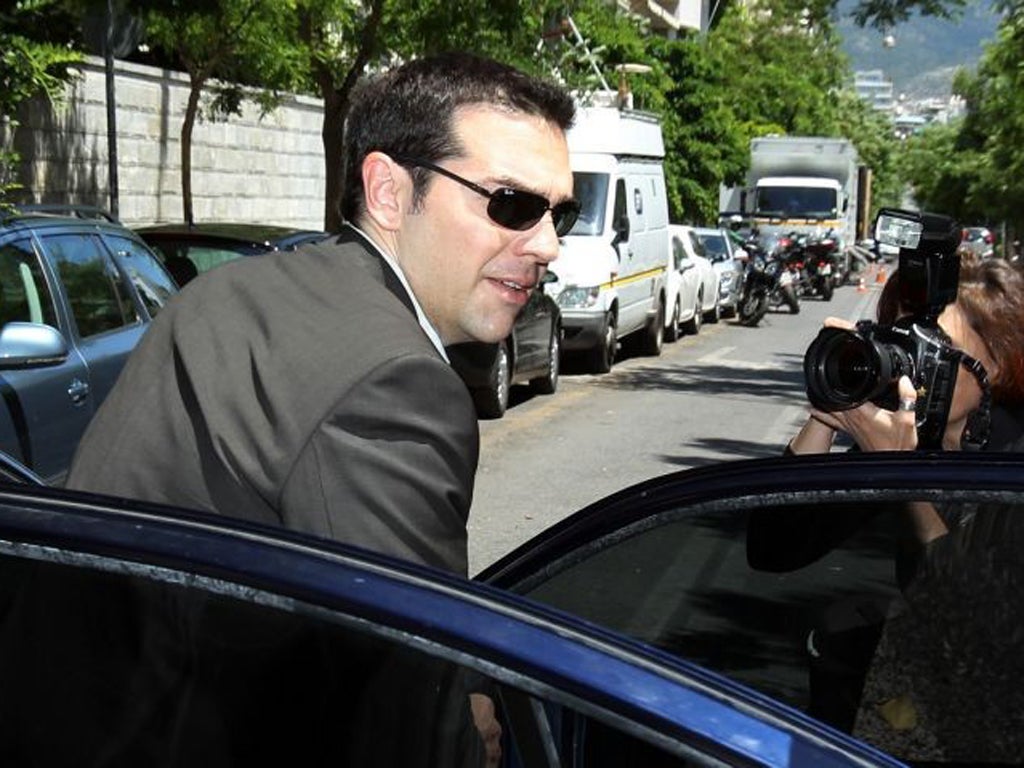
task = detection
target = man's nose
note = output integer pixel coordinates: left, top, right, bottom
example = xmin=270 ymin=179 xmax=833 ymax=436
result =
xmin=525 ymin=212 xmax=562 ymax=264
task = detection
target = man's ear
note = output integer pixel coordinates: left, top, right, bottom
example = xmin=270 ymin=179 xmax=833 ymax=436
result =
xmin=361 ymin=152 xmax=407 ymax=231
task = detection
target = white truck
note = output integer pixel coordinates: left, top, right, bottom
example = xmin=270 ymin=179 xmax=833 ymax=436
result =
xmin=719 ymin=136 xmax=862 ymax=272
xmin=551 ymin=104 xmax=670 ymax=373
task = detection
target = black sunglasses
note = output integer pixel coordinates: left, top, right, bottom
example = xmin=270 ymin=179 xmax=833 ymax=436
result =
xmin=394 ymin=157 xmax=580 ymax=237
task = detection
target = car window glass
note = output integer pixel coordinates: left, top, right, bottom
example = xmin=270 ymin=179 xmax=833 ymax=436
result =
xmin=671 ymin=236 xmax=684 ymax=269
xmin=520 ymin=491 xmax=1024 ymax=766
xmin=42 ymin=233 xmax=139 ymax=338
xmin=181 ymin=245 xmax=245 ymax=275
xmin=0 ymin=543 xmax=713 ymax=767
xmin=0 ymin=239 xmax=58 ymax=328
xmin=105 ymin=235 xmax=176 ymax=317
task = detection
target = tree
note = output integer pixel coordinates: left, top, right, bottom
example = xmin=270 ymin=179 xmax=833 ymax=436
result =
xmin=0 ymin=1 xmax=82 ymax=208
xmin=899 ymin=0 xmax=1024 ymax=238
xmin=139 ymin=0 xmax=307 ymax=224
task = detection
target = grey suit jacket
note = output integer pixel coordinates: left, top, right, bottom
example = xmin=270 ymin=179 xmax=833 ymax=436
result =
xmin=66 ymin=228 xmax=479 ymax=575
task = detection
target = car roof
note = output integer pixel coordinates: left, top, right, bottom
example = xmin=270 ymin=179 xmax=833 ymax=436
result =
xmin=136 ymin=222 xmax=325 ymax=248
xmin=0 ymin=211 xmax=142 ymax=238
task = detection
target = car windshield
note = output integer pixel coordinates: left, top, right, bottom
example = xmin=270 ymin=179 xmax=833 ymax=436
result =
xmin=755 ymin=186 xmax=838 ymax=218
xmin=696 ymin=232 xmax=729 ymax=262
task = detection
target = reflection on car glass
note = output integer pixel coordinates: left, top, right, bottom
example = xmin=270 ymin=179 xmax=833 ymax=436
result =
xmin=524 ymin=494 xmax=1024 ymax=766
xmin=0 ymin=552 xmax=488 ymax=766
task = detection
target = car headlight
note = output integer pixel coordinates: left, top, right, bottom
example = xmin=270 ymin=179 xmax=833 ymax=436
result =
xmin=557 ymin=285 xmax=601 ymax=309
xmin=719 ymin=273 xmax=733 ymax=289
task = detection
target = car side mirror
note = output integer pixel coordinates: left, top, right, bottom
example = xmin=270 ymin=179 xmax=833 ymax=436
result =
xmin=0 ymin=322 xmax=69 ymax=369
xmin=539 ymin=270 xmax=558 ymax=293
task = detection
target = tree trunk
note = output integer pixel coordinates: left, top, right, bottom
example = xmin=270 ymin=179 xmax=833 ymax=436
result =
xmin=322 ymin=89 xmax=346 ymax=232
xmin=181 ymin=74 xmax=204 ymax=225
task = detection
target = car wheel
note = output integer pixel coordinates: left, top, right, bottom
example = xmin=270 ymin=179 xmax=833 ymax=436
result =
xmin=586 ymin=312 xmax=616 ymax=374
xmin=530 ymin=323 xmax=560 ymax=395
xmin=681 ymin=292 xmax=702 ymax=335
xmin=665 ymin=298 xmax=681 ymax=342
xmin=639 ymin=297 xmax=664 ymax=357
xmin=472 ymin=339 xmax=510 ymax=419
xmin=704 ymin=296 xmax=720 ymax=324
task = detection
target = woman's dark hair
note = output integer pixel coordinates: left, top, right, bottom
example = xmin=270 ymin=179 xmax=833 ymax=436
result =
xmin=878 ymin=254 xmax=1024 ymax=403
xmin=340 ymin=52 xmax=575 ymax=224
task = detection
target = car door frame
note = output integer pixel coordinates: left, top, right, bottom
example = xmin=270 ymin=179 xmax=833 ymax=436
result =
xmin=0 ymin=482 xmax=904 ymax=767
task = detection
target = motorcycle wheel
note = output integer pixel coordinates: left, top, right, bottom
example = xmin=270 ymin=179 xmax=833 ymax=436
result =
xmin=821 ymin=278 xmax=834 ymax=301
xmin=786 ymin=287 xmax=800 ymax=314
xmin=739 ymin=294 xmax=766 ymax=327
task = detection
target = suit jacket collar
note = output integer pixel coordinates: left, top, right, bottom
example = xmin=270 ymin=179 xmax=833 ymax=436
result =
xmin=339 ymin=224 xmax=449 ymax=362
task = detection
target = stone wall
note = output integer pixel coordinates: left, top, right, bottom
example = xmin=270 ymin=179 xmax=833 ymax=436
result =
xmin=5 ymin=56 xmax=328 ymax=230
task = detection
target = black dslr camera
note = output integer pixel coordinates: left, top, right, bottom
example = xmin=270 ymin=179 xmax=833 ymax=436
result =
xmin=803 ymin=208 xmax=965 ymax=449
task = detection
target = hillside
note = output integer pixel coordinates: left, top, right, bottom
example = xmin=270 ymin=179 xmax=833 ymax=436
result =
xmin=836 ymin=0 xmax=1000 ymax=99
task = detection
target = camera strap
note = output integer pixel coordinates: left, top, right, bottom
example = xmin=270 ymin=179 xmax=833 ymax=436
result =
xmin=959 ymin=352 xmax=992 ymax=451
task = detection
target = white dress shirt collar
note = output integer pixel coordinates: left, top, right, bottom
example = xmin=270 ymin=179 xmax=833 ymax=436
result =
xmin=346 ymin=223 xmax=449 ymax=363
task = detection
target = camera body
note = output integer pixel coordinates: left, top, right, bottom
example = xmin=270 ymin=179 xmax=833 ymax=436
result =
xmin=803 ymin=208 xmax=962 ymax=448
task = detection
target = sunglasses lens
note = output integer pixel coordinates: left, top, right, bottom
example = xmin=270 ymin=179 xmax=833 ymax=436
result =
xmin=552 ymin=201 xmax=581 ymax=237
xmin=487 ymin=189 xmax=581 ymax=236
xmin=487 ymin=189 xmax=548 ymax=232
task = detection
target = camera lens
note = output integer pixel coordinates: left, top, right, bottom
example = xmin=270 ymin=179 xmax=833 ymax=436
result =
xmin=804 ymin=327 xmax=909 ymax=411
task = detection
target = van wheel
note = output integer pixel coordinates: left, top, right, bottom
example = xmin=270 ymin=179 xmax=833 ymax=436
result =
xmin=587 ymin=312 xmax=616 ymax=374
xmin=472 ymin=339 xmax=510 ymax=419
xmin=530 ymin=322 xmax=560 ymax=395
xmin=639 ymin=298 xmax=664 ymax=356
xmin=665 ymin=298 xmax=681 ymax=342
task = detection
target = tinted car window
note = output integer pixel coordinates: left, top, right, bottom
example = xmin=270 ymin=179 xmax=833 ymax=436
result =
xmin=0 ymin=239 xmax=58 ymax=328
xmin=520 ymin=490 xmax=1024 ymax=765
xmin=0 ymin=540 xmax=712 ymax=767
xmin=42 ymin=233 xmax=139 ymax=337
xmin=105 ymin=234 xmax=176 ymax=318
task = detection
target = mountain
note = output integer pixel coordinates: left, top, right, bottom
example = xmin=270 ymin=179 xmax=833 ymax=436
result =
xmin=836 ymin=0 xmax=1001 ymax=100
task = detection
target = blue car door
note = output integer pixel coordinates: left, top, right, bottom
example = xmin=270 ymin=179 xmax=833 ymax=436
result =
xmin=480 ymin=453 xmax=1024 ymax=767
xmin=37 ymin=230 xmax=148 ymax=417
xmin=0 ymin=236 xmax=93 ymax=483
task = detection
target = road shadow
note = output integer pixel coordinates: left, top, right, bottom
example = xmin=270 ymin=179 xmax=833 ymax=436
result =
xmin=589 ymin=353 xmax=806 ymax=402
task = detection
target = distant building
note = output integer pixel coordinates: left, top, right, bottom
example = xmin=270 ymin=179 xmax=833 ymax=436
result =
xmin=853 ymin=70 xmax=896 ymax=113
xmin=618 ymin=1 xmax=711 ymax=36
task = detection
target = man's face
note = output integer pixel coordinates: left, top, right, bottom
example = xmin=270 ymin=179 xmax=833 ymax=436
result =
xmin=394 ymin=105 xmax=574 ymax=345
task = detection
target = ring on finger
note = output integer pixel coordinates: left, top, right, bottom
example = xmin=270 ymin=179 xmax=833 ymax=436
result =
xmin=897 ymin=397 xmax=916 ymax=412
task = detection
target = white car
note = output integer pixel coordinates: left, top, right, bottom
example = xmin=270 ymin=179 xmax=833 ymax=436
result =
xmin=666 ymin=224 xmax=720 ymax=340
xmin=691 ymin=226 xmax=748 ymax=318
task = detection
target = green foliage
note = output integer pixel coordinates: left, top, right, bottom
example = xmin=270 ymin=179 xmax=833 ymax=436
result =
xmin=1 ymin=1 xmax=82 ymax=206
xmin=900 ymin=0 xmax=1024 ymax=233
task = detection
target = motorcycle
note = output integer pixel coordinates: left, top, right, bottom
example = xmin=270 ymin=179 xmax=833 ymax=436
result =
xmin=737 ymin=235 xmax=799 ymax=326
xmin=798 ymin=230 xmax=841 ymax=301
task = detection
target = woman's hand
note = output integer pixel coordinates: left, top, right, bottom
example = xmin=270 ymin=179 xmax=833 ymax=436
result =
xmin=811 ymin=375 xmax=919 ymax=453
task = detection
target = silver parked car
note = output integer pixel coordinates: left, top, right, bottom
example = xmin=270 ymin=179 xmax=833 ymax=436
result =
xmin=0 ymin=211 xmax=177 ymax=483
xmin=691 ymin=226 xmax=747 ymax=317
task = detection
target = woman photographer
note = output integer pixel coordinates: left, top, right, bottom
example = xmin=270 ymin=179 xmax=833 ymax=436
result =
xmin=788 ymin=253 xmax=1024 ymax=458
xmin=752 ymin=254 xmax=1024 ymax=761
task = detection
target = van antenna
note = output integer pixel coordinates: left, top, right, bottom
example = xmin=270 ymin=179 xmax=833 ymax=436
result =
xmin=538 ymin=13 xmax=610 ymax=92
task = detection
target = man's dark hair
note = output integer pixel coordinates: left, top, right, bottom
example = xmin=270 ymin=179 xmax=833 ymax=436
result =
xmin=340 ymin=51 xmax=576 ymax=224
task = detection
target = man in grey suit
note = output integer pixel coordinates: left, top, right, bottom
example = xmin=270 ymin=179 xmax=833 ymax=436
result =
xmin=66 ymin=52 xmax=577 ymax=578
xmin=62 ymin=52 xmax=577 ymax=766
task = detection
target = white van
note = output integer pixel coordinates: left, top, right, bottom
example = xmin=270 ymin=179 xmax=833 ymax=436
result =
xmin=550 ymin=106 xmax=670 ymax=373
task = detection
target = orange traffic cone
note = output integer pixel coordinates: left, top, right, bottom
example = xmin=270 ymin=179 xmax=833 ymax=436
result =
xmin=857 ymin=276 xmax=867 ymax=293
xmin=876 ymin=266 xmax=887 ymax=284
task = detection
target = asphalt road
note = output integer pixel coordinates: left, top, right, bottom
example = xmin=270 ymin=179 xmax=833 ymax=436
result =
xmin=468 ymin=268 xmax=886 ymax=575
